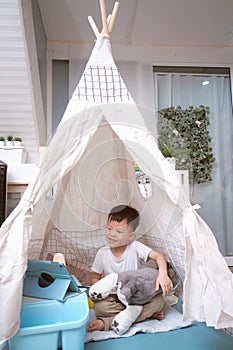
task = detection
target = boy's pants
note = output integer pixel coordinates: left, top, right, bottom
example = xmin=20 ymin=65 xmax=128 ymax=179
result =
xmin=94 ymin=293 xmax=164 ymax=331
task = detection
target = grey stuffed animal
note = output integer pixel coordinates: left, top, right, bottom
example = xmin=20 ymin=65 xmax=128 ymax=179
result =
xmin=117 ymin=267 xmax=161 ymax=305
xmin=89 ymin=267 xmax=179 ymax=335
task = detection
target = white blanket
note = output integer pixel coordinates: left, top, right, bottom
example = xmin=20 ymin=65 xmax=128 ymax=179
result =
xmin=85 ymin=305 xmax=192 ymax=343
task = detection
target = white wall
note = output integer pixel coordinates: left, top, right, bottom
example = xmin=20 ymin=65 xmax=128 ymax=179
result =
xmin=47 ymin=40 xmax=233 ymax=65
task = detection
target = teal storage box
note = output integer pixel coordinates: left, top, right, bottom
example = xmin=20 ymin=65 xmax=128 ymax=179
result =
xmin=9 ymin=292 xmax=89 ymax=350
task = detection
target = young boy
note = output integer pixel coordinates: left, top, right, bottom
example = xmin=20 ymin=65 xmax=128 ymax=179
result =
xmin=88 ymin=204 xmax=173 ymax=332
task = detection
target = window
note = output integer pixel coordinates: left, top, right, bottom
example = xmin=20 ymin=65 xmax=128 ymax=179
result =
xmin=154 ymin=67 xmax=233 ymax=256
xmin=52 ymin=60 xmax=69 ymax=132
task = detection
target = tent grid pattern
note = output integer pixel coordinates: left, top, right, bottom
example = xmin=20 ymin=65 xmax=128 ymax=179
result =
xmin=75 ymin=65 xmax=131 ymax=103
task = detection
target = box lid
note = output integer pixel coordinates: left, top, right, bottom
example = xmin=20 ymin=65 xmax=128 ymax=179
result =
xmin=23 ymin=260 xmax=82 ymax=301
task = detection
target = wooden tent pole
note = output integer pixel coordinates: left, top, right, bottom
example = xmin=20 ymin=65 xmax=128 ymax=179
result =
xmin=88 ymin=1 xmax=120 ymax=38
xmin=101 ymin=14 xmax=111 ymax=34
xmin=88 ymin=15 xmax=100 ymax=38
xmin=108 ymin=2 xmax=120 ymax=35
xmin=99 ymin=0 xmax=109 ymax=37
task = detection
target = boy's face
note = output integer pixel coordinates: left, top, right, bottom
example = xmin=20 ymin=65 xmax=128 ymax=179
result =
xmin=105 ymin=218 xmax=134 ymax=248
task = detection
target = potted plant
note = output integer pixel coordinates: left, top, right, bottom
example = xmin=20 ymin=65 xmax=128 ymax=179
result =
xmin=157 ymin=105 xmax=215 ymax=184
xmin=0 ymin=136 xmax=5 ymax=147
xmin=14 ymin=137 xmax=22 ymax=147
xmin=6 ymin=135 xmax=14 ymax=147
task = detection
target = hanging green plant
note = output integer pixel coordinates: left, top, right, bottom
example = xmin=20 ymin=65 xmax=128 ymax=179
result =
xmin=157 ymin=105 xmax=215 ymax=184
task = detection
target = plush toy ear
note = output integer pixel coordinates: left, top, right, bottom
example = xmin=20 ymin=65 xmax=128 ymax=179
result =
xmin=89 ymin=273 xmax=118 ymax=301
xmin=115 ymin=281 xmax=128 ymax=307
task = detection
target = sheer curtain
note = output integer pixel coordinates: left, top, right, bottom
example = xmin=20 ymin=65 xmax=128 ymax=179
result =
xmin=154 ymin=73 xmax=233 ymax=256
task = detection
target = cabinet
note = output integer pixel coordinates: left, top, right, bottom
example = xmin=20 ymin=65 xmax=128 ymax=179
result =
xmin=6 ymin=164 xmax=36 ymax=216
xmin=7 ymin=183 xmax=28 ymax=216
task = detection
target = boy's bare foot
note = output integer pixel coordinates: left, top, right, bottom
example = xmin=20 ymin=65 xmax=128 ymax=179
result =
xmin=150 ymin=309 xmax=165 ymax=320
xmin=88 ymin=319 xmax=105 ymax=332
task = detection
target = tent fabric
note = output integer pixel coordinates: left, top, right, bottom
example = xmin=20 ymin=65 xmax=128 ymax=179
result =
xmin=0 ymin=34 xmax=233 ymax=343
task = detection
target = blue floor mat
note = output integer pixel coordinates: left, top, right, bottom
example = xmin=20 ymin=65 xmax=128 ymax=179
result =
xmin=85 ymin=300 xmax=233 ymax=350
xmin=85 ymin=322 xmax=233 ymax=350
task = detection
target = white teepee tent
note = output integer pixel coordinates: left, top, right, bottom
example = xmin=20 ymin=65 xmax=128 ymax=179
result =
xmin=0 ymin=1 xmax=232 ymax=343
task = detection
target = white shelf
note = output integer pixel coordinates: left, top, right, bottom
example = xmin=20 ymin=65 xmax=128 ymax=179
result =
xmin=0 ymin=147 xmax=26 ymax=164
xmin=7 ymin=163 xmax=36 ymax=183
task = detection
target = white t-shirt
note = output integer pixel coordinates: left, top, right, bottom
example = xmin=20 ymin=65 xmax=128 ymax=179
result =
xmin=91 ymin=240 xmax=152 ymax=276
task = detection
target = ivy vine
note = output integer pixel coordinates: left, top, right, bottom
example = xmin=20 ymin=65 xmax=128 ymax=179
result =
xmin=158 ymin=105 xmax=215 ymax=184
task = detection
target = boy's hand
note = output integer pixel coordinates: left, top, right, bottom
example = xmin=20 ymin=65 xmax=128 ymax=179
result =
xmin=155 ymin=273 xmax=173 ymax=297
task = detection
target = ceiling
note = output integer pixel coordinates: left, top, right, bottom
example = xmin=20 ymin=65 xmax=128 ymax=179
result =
xmin=37 ymin=0 xmax=233 ymax=48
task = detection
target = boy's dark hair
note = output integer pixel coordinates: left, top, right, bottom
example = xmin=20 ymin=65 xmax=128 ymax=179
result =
xmin=108 ymin=205 xmax=140 ymax=231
